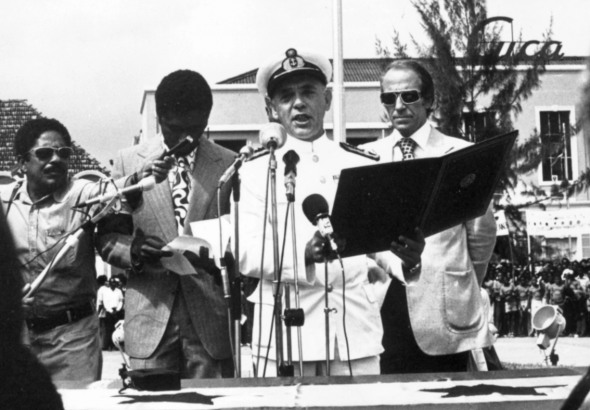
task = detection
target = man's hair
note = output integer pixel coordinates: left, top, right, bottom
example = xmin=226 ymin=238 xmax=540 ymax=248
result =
xmin=14 ymin=118 xmax=72 ymax=158
xmin=381 ymin=60 xmax=435 ymax=111
xmin=155 ymin=70 xmax=213 ymax=119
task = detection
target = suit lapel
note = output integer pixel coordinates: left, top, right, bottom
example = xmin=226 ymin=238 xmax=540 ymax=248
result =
xmin=184 ymin=138 xmax=224 ymax=233
xmin=137 ymin=138 xmax=178 ymax=242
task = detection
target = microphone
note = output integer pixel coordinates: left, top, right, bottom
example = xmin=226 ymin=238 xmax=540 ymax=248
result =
xmin=73 ymin=177 xmax=156 ymax=208
xmin=158 ymin=136 xmax=194 ymax=160
xmin=259 ymin=123 xmax=287 ymax=150
xmin=218 ymin=145 xmax=254 ymax=187
xmin=301 ymin=194 xmax=338 ymax=251
xmin=283 ymin=150 xmax=300 ymax=201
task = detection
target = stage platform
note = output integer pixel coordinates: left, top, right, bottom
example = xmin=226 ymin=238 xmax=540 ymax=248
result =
xmin=57 ymin=367 xmax=590 ymax=409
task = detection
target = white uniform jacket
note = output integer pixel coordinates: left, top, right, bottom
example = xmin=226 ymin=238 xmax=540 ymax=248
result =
xmin=238 ymin=134 xmax=404 ymax=361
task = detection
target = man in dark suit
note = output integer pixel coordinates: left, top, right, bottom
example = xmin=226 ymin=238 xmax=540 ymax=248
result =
xmin=112 ymin=70 xmax=236 ymax=378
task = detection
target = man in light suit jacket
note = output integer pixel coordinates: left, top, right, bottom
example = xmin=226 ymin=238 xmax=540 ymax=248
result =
xmin=112 ymin=70 xmax=236 ymax=378
xmin=362 ymin=60 xmax=497 ymax=374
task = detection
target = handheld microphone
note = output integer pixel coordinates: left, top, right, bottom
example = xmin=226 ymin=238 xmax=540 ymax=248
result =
xmin=158 ymin=136 xmax=194 ymax=160
xmin=73 ymin=177 xmax=156 ymax=208
xmin=259 ymin=123 xmax=287 ymax=150
xmin=218 ymin=145 xmax=254 ymax=187
xmin=283 ymin=150 xmax=300 ymax=201
xmin=301 ymin=194 xmax=338 ymax=251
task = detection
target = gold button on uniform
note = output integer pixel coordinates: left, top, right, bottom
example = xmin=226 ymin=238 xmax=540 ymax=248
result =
xmin=312 ymin=155 xmax=319 ymax=162
xmin=327 ymin=285 xmax=333 ymax=292
xmin=319 ymin=176 xmax=326 ymax=183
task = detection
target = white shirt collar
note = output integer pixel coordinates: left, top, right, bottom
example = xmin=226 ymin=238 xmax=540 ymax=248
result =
xmin=390 ymin=121 xmax=432 ymax=150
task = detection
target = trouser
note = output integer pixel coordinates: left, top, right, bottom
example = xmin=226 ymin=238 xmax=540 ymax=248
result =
xmin=380 ymin=279 xmax=469 ymax=374
xmin=254 ymin=348 xmax=380 ymax=377
xmin=26 ymin=313 xmax=102 ymax=382
xmin=102 ymin=311 xmax=118 ymax=350
xmin=129 ymin=289 xmax=233 ymax=379
xmin=493 ymin=300 xmax=504 ymax=335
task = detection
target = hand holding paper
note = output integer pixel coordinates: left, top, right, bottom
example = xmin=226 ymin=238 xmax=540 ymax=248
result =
xmin=159 ymin=216 xmax=232 ymax=277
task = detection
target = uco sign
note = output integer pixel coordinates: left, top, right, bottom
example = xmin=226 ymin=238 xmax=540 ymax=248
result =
xmin=474 ymin=16 xmax=563 ymax=61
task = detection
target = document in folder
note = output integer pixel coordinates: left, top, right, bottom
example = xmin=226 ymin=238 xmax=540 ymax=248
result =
xmin=331 ymin=130 xmax=518 ymax=258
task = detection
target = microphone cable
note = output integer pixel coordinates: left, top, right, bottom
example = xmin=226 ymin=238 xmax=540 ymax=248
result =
xmin=262 ymin=201 xmax=290 ymax=377
xmin=335 ymin=251 xmax=353 ymax=376
xmin=255 ymin=164 xmax=271 ymax=377
xmin=20 ymin=176 xmax=115 ymax=272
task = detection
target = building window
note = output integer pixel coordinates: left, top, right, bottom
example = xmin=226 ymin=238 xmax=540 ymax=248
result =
xmin=462 ymin=111 xmax=496 ymax=142
xmin=540 ymin=110 xmax=573 ymax=183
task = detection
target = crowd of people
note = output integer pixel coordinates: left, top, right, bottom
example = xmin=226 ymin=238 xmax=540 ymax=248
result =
xmin=483 ymin=258 xmax=590 ymax=338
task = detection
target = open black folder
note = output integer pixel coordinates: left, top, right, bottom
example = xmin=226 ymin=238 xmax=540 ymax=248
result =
xmin=330 ymin=130 xmax=518 ymax=258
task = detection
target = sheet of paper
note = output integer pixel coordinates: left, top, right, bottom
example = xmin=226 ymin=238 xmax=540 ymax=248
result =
xmin=190 ymin=215 xmax=231 ymax=267
xmin=162 ymin=236 xmax=220 ymax=276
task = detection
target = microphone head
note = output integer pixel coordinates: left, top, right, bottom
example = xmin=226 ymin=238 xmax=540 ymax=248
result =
xmin=302 ymin=194 xmax=330 ymax=224
xmin=259 ymin=123 xmax=287 ymax=149
xmin=282 ymin=150 xmax=300 ymax=165
xmin=139 ymin=176 xmax=157 ymax=191
xmin=239 ymin=144 xmax=255 ymax=159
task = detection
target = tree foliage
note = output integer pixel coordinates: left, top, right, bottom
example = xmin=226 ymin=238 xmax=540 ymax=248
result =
xmin=375 ymin=0 xmax=570 ymax=194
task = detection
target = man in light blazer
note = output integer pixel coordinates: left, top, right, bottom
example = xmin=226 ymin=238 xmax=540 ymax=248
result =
xmin=362 ymin=60 xmax=497 ymax=373
xmin=112 ymin=70 xmax=235 ymax=378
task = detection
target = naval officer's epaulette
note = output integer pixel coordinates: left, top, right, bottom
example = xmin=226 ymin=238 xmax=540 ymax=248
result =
xmin=246 ymin=147 xmax=270 ymax=161
xmin=339 ymin=142 xmax=380 ymax=161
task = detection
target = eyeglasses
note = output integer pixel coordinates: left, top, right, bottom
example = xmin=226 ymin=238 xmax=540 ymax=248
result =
xmin=27 ymin=147 xmax=73 ymax=161
xmin=380 ymin=89 xmax=421 ymax=106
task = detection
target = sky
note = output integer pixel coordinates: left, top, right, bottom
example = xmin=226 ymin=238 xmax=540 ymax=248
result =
xmin=1 ymin=0 xmax=589 ymax=167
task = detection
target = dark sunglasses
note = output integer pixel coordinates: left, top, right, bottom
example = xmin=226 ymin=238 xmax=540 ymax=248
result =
xmin=27 ymin=147 xmax=73 ymax=161
xmin=380 ymin=89 xmax=421 ymax=106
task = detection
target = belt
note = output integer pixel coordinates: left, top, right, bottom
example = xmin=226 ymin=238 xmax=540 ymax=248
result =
xmin=26 ymin=303 xmax=95 ymax=333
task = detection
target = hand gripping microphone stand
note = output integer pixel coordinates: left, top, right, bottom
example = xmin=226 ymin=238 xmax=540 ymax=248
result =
xmin=282 ymin=150 xmax=305 ymax=377
xmin=259 ymin=123 xmax=288 ymax=376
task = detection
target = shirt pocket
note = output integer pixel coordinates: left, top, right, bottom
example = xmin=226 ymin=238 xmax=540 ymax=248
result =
xmin=44 ymin=218 xmax=77 ymax=268
xmin=442 ymin=269 xmax=484 ymax=333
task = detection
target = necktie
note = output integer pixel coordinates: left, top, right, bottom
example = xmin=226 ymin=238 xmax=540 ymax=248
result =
xmin=397 ymin=137 xmax=416 ymax=161
xmin=171 ymin=156 xmax=192 ymax=234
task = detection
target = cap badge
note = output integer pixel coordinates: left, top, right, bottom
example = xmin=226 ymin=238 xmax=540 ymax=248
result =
xmin=283 ymin=48 xmax=305 ymax=71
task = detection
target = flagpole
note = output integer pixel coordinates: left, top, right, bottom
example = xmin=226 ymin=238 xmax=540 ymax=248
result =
xmin=332 ymin=0 xmax=345 ymax=143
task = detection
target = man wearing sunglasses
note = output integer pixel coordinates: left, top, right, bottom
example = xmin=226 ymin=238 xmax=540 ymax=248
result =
xmin=0 ymin=118 xmax=170 ymax=382
xmin=361 ymin=60 xmax=496 ymax=374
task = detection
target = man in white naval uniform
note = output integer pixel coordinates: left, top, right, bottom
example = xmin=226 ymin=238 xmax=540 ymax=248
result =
xmin=238 ymin=48 xmax=425 ymax=377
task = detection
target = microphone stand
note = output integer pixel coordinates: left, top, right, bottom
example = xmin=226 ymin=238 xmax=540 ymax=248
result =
xmin=267 ymin=142 xmax=287 ymax=376
xmin=283 ymin=157 xmax=304 ymax=377
xmin=216 ymin=189 xmax=238 ymax=377
xmin=230 ymin=172 xmax=242 ymax=378
xmin=22 ymin=197 xmax=119 ymax=298
xmin=323 ymin=262 xmax=335 ymax=375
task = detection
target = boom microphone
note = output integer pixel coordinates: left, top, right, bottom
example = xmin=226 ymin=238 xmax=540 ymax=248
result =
xmin=283 ymin=150 xmax=300 ymax=201
xmin=301 ymin=194 xmax=338 ymax=251
xmin=259 ymin=123 xmax=287 ymax=150
xmin=218 ymin=145 xmax=254 ymax=187
xmin=73 ymin=177 xmax=156 ymax=208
